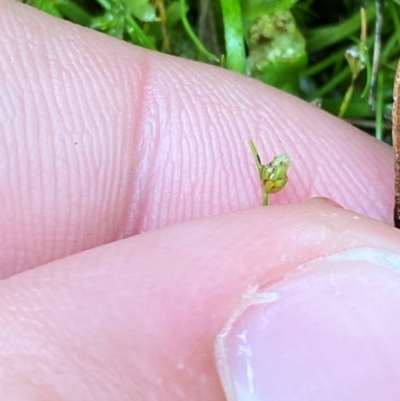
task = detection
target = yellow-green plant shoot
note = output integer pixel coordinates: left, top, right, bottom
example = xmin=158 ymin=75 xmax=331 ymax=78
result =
xmin=249 ymin=139 xmax=290 ymax=206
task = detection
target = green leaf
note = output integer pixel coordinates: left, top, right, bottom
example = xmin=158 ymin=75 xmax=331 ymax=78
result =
xmin=123 ymin=0 xmax=157 ymax=22
xmin=58 ymin=2 xmax=92 ymax=26
xmin=246 ymin=10 xmax=307 ymax=92
xmin=242 ymin=0 xmax=298 ymax=21
xmin=166 ymin=1 xmax=181 ymax=29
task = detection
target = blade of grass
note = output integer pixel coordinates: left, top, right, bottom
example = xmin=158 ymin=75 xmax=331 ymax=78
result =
xmin=179 ymin=0 xmax=219 ymax=63
xmin=220 ymin=0 xmax=246 ymax=74
xmin=310 ymin=68 xmax=350 ymax=100
xmin=368 ymin=0 xmax=383 ymax=105
xmin=302 ymin=49 xmax=347 ymax=77
xmin=125 ymin=14 xmax=156 ymax=49
xmin=375 ymin=70 xmax=384 ymax=140
xmin=307 ymin=4 xmax=375 ymax=53
xmin=389 ymin=0 xmax=400 ymax=46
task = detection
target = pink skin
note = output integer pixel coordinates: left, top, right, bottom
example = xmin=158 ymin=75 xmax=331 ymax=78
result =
xmin=1 ymin=1 xmax=400 ymax=400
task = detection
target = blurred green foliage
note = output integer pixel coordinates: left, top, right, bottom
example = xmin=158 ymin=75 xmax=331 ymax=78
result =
xmin=23 ymin=0 xmax=400 ymax=142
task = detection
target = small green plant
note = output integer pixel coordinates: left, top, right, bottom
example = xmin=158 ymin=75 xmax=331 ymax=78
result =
xmin=249 ymin=140 xmax=290 ymax=206
xmin=338 ymin=8 xmax=371 ymax=119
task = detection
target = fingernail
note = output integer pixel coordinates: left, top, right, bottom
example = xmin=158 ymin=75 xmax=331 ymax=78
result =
xmin=215 ymin=248 xmax=400 ymax=401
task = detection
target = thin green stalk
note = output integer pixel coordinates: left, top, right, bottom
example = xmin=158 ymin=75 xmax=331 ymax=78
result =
xmin=375 ymin=71 xmax=384 ymax=140
xmin=338 ymin=82 xmax=354 ymax=118
xmin=179 ymin=0 xmax=219 ymax=63
xmin=125 ymin=14 xmax=156 ymax=50
xmin=381 ymin=34 xmax=398 ymax=61
xmin=96 ymin=0 xmax=110 ymax=10
xmin=309 ymin=68 xmax=350 ymax=100
xmin=368 ymin=0 xmax=383 ymax=105
xmin=303 ymin=50 xmax=346 ymax=77
xmin=220 ymin=0 xmax=246 ymax=74
xmin=389 ymin=1 xmax=400 ymax=46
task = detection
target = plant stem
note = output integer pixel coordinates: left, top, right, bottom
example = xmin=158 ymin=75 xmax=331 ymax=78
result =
xmin=220 ymin=0 xmax=246 ymax=74
xmin=179 ymin=0 xmax=219 ymax=63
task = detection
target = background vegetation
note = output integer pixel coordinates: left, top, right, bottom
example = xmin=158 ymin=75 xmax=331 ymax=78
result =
xmin=23 ymin=0 xmax=400 ymax=143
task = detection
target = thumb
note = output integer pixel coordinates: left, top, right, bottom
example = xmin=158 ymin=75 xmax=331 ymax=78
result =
xmin=217 ymin=246 xmax=400 ymax=401
xmin=1 ymin=200 xmax=400 ymax=400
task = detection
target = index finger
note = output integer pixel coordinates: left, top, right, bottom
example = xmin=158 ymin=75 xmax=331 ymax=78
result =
xmin=0 ymin=0 xmax=393 ymax=277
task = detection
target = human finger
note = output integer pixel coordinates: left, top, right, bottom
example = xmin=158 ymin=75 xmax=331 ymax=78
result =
xmin=1 ymin=200 xmax=400 ymax=400
xmin=0 ymin=1 xmax=393 ymax=277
